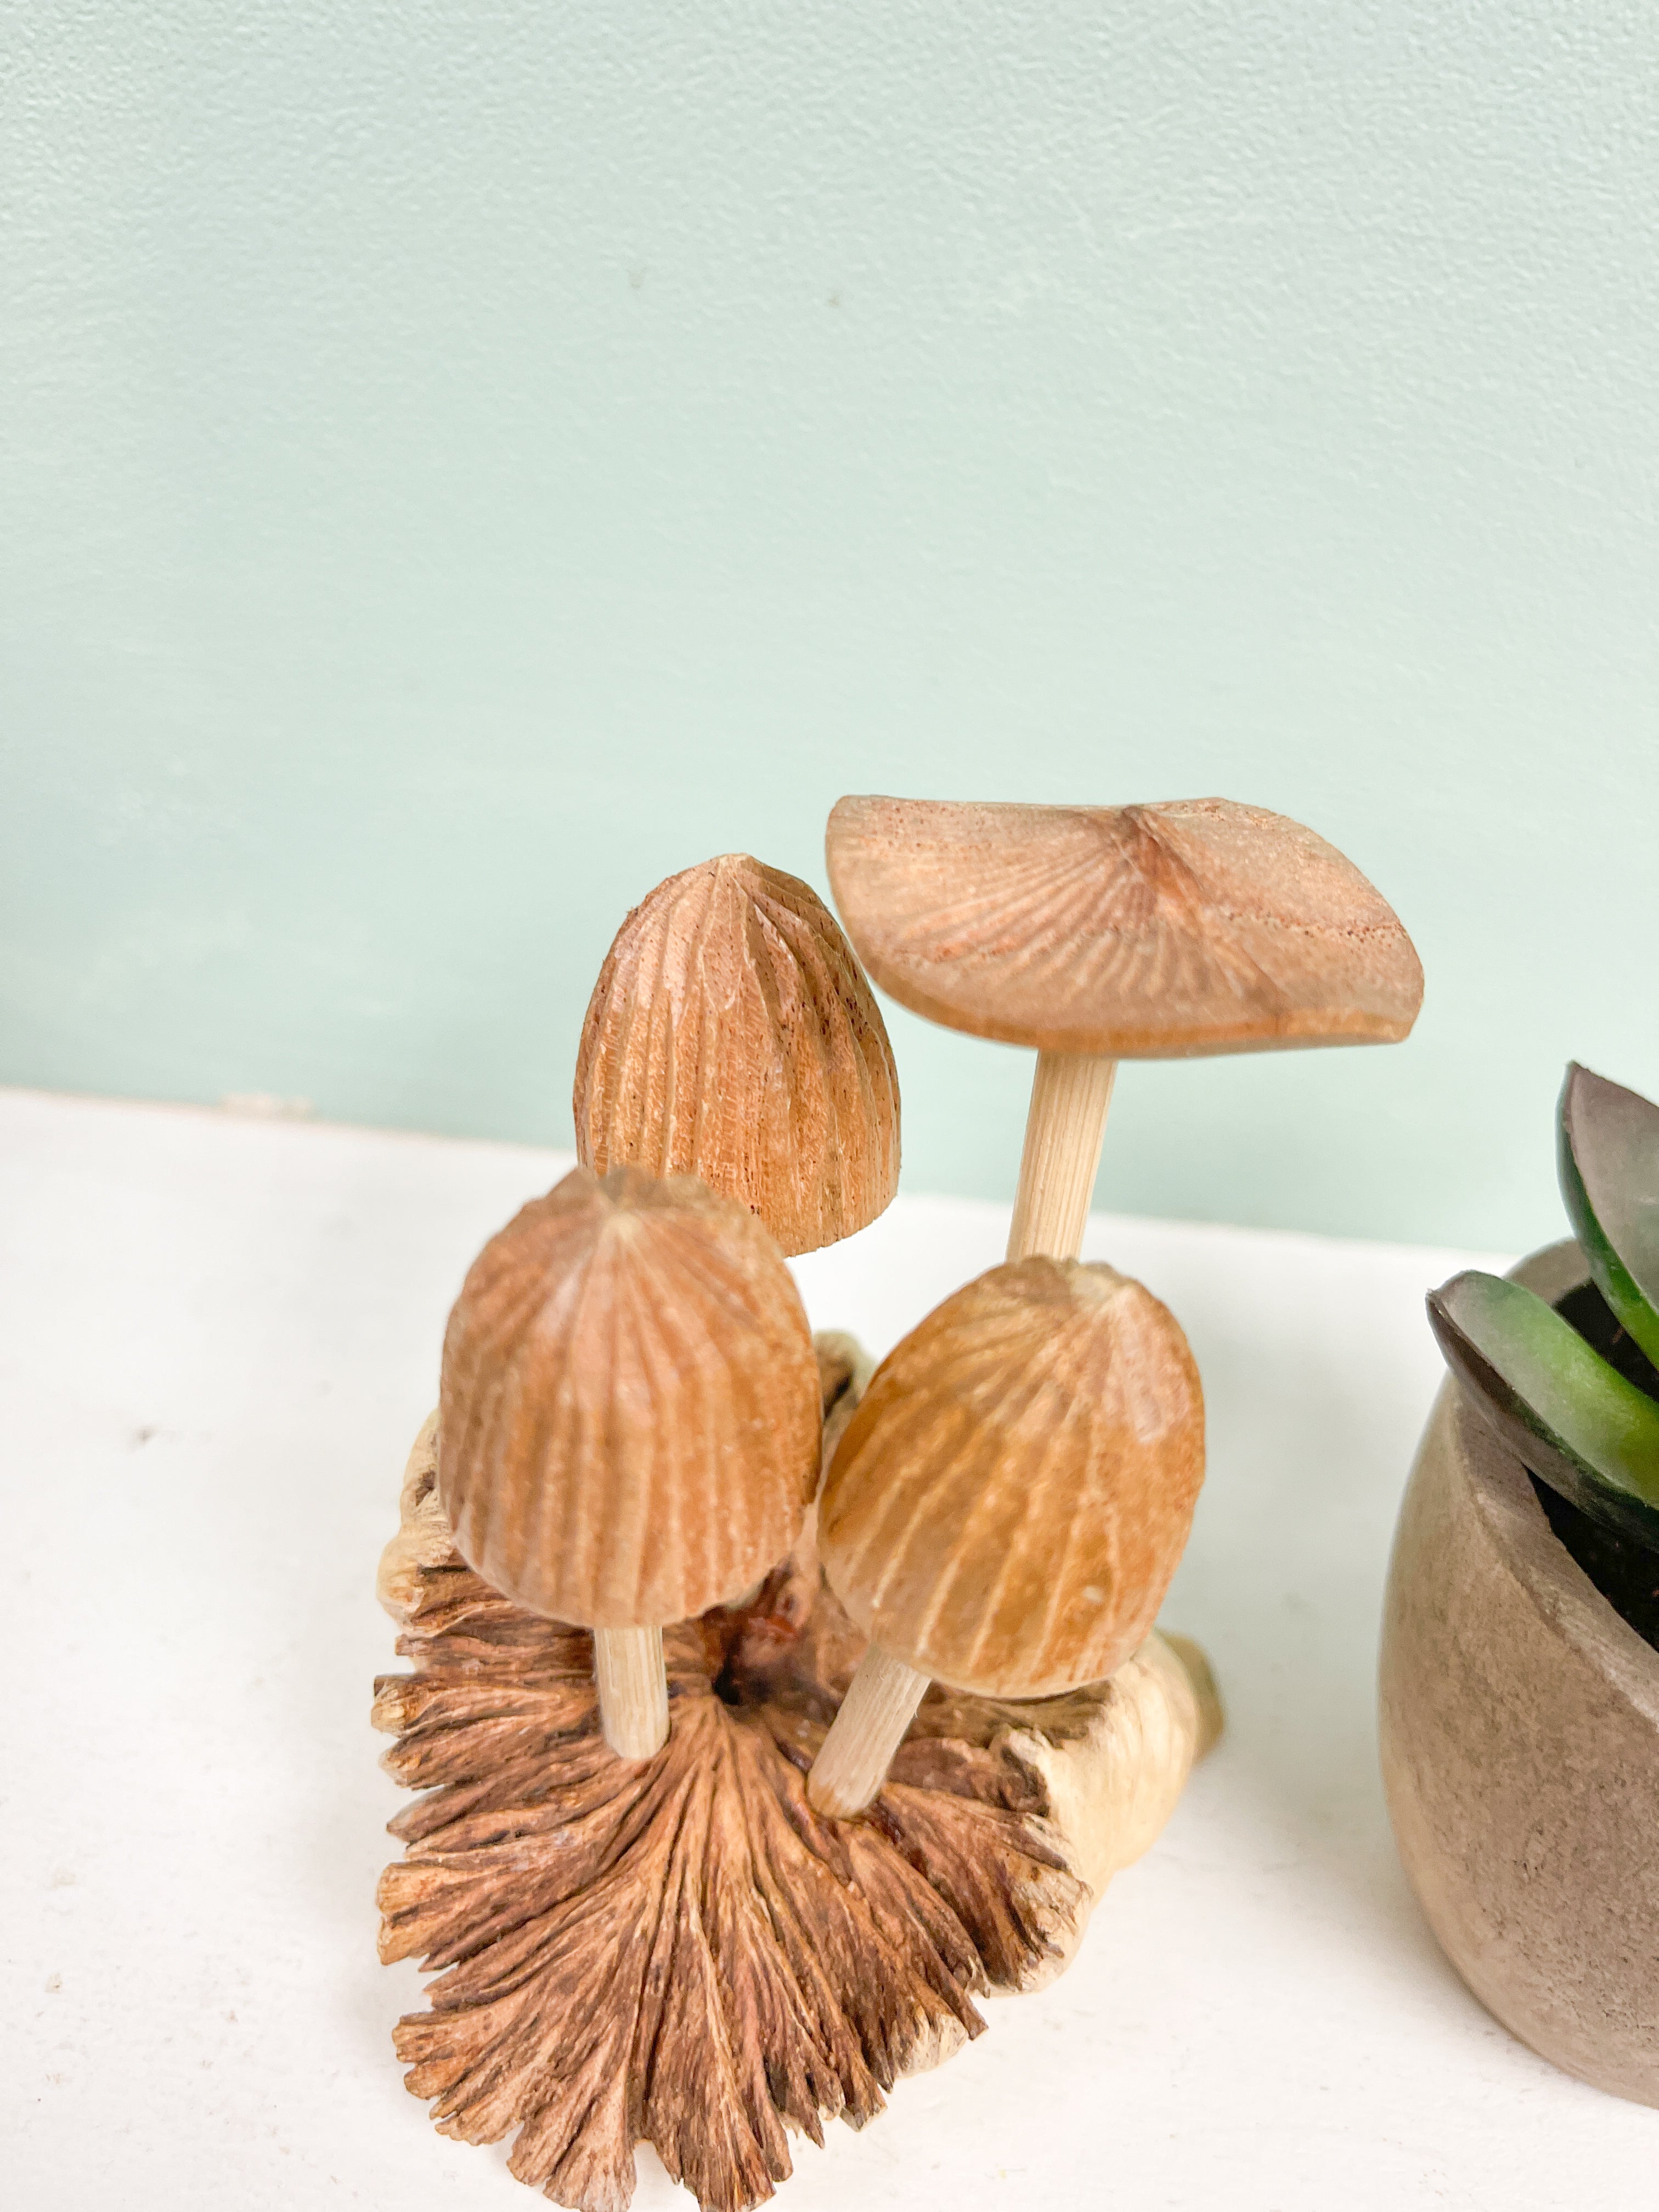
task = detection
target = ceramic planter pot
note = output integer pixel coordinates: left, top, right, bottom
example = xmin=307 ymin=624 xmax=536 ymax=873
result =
xmin=1380 ymin=1239 xmax=1659 ymax=2104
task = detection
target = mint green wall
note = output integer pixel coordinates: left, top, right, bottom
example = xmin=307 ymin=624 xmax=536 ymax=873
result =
xmin=4 ymin=4 xmax=1656 ymax=1249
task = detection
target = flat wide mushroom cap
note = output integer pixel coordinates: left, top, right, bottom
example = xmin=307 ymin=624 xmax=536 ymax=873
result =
xmin=826 ymin=794 xmax=1423 ymax=1058
xmin=817 ymin=1257 xmax=1204 ymax=1699
xmin=575 ymin=853 xmax=900 ymax=1255
xmin=439 ymin=1164 xmax=821 ymax=1628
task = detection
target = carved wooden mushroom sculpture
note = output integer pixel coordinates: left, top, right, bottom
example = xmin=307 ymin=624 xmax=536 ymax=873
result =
xmin=438 ymin=1162 xmax=821 ymax=1757
xmin=575 ymin=852 xmax=900 ymax=1255
xmin=376 ymin=1336 xmax=1218 ymax=2212
xmin=826 ymin=795 xmax=1423 ymax=1263
xmin=809 ymin=1255 xmax=1204 ymax=1817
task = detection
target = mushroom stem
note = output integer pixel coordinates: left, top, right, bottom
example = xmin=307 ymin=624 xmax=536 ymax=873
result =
xmin=1006 ymin=1050 xmax=1118 ymax=1263
xmin=593 ymin=1627 xmax=670 ymax=1759
xmin=807 ymin=1643 xmax=930 ymax=1818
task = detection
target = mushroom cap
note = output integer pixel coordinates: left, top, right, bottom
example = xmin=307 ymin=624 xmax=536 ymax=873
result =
xmin=574 ymin=853 xmax=900 ymax=1256
xmin=438 ymin=1165 xmax=822 ymax=1629
xmin=817 ymin=1257 xmax=1204 ymax=1699
xmin=825 ymin=794 xmax=1423 ymax=1058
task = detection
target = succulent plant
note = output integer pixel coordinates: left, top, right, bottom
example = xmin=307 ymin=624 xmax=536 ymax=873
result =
xmin=1428 ymin=1064 xmax=1659 ymax=1553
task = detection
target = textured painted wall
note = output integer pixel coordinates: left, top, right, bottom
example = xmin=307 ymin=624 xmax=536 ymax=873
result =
xmin=3 ymin=3 xmax=1656 ymax=1246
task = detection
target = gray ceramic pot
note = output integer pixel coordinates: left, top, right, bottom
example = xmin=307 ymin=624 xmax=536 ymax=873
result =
xmin=1380 ymin=1239 xmax=1659 ymax=2105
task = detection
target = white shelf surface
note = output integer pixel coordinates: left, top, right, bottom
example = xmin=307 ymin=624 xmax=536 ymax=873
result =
xmin=4 ymin=1087 xmax=1653 ymax=2211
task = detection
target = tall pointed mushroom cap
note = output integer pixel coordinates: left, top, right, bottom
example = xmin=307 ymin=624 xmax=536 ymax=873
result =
xmin=439 ymin=1164 xmax=822 ymax=1754
xmin=441 ymin=1163 xmax=821 ymax=1624
xmin=574 ymin=853 xmax=900 ymax=1256
xmin=826 ymin=794 xmax=1423 ymax=1266
xmin=808 ymin=1256 xmax=1203 ymax=1817
xmin=825 ymin=795 xmax=1423 ymax=1058
xmin=819 ymin=1257 xmax=1204 ymax=1697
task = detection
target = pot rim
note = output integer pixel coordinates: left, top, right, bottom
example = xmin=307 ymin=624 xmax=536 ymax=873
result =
xmin=1448 ymin=1236 xmax=1659 ymax=1726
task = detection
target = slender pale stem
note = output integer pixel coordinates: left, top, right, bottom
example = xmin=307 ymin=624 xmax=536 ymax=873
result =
xmin=593 ymin=1626 xmax=669 ymax=1759
xmin=810 ymin=1055 xmax=1117 ymax=1815
xmin=807 ymin=1641 xmax=930 ymax=1818
xmin=1006 ymin=1049 xmax=1118 ymax=1263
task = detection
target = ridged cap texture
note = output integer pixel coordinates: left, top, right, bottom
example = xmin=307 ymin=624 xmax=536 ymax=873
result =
xmin=574 ymin=853 xmax=900 ymax=1255
xmin=826 ymin=794 xmax=1423 ymax=1058
xmin=817 ymin=1257 xmax=1205 ymax=1696
xmin=438 ymin=1165 xmax=821 ymax=1628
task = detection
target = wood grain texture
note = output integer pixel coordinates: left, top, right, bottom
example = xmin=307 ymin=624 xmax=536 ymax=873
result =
xmin=376 ymin=1360 xmax=1216 ymax=2212
xmin=1005 ymin=1049 xmax=1117 ymax=1262
xmin=825 ymin=793 xmax=1424 ymax=1057
xmin=818 ymin=1258 xmax=1205 ymax=1699
xmin=591 ymin=1624 xmax=670 ymax=1759
xmin=575 ymin=854 xmax=900 ymax=1256
xmin=438 ymin=1164 xmax=821 ymax=1629
xmin=805 ymin=1639 xmax=932 ymax=1819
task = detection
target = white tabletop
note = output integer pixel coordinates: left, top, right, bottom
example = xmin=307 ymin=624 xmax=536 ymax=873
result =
xmin=4 ymin=1087 xmax=1652 ymax=2211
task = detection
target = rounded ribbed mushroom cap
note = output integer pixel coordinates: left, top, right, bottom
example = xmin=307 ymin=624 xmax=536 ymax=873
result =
xmin=438 ymin=1165 xmax=822 ymax=1629
xmin=574 ymin=853 xmax=900 ymax=1257
xmin=817 ymin=1257 xmax=1204 ymax=1698
xmin=825 ymin=794 xmax=1423 ymax=1058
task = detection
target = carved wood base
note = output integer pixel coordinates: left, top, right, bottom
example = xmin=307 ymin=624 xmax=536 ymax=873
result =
xmin=374 ymin=1336 xmax=1220 ymax=2212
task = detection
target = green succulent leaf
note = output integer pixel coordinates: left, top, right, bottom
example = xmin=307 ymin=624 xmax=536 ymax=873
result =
xmin=1426 ymin=1269 xmax=1659 ymax=1553
xmin=1558 ymin=1062 xmax=1659 ymax=1370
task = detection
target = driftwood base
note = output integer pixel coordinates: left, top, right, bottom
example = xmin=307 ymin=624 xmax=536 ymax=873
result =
xmin=374 ymin=1338 xmax=1220 ymax=2212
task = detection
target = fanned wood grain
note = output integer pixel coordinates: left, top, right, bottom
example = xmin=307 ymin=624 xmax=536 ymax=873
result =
xmin=818 ymin=1259 xmax=1204 ymax=1699
xmin=375 ymin=1359 xmax=1094 ymax=2212
xmin=574 ymin=854 xmax=900 ymax=1256
xmin=825 ymin=794 xmax=1424 ymax=1057
xmin=438 ymin=1165 xmax=820 ymax=1628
